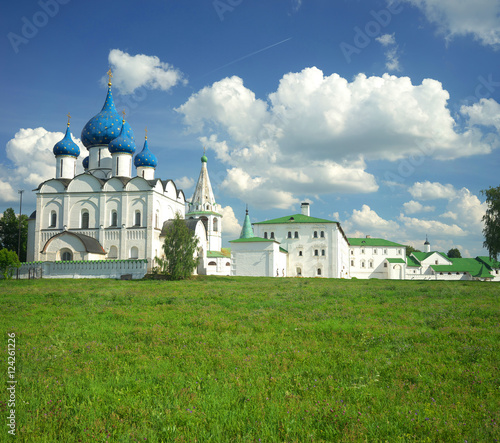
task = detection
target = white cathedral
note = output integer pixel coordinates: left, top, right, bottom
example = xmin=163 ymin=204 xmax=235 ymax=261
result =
xmin=22 ymin=72 xmax=499 ymax=282
xmin=25 ymin=72 xmax=231 ymax=278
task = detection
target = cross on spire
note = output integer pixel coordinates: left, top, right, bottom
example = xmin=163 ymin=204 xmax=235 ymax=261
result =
xmin=67 ymin=112 xmax=71 ymax=126
xmin=107 ymin=69 xmax=113 ymax=86
xmin=122 ymin=109 xmax=126 ymax=121
xmin=145 ymin=127 xmax=148 ymax=140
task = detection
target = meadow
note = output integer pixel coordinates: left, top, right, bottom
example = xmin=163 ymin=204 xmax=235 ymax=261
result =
xmin=1 ymin=276 xmax=499 ymax=442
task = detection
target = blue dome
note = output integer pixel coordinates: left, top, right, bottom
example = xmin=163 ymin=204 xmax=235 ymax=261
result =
xmin=134 ymin=138 xmax=157 ymax=168
xmin=53 ymin=124 xmax=80 ymax=158
xmin=108 ymin=120 xmax=136 ymax=154
xmin=82 ymin=156 xmax=89 ymax=169
xmin=81 ymin=84 xmax=122 ymax=148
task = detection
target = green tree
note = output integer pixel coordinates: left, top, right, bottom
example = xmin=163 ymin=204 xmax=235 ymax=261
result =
xmin=155 ymin=213 xmax=199 ymax=280
xmin=0 ymin=208 xmax=28 ymax=261
xmin=0 ymin=248 xmax=21 ymax=279
xmin=482 ymin=186 xmax=500 ymax=261
xmin=406 ymin=245 xmax=421 ymax=255
xmin=447 ymin=248 xmax=462 ymax=258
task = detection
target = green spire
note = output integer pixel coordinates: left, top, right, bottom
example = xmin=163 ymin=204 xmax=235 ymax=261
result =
xmin=239 ymin=206 xmax=254 ymax=239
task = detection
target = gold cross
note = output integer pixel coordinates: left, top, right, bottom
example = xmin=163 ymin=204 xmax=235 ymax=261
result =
xmin=122 ymin=109 xmax=126 ymax=120
xmin=203 ymin=146 xmax=206 ymax=154
xmin=145 ymin=126 xmax=148 ymax=140
xmin=107 ymin=69 xmax=113 ymax=85
xmin=67 ymin=112 xmax=71 ymax=126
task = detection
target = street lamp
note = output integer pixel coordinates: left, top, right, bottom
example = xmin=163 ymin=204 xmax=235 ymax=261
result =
xmin=17 ymin=190 xmax=24 ymax=260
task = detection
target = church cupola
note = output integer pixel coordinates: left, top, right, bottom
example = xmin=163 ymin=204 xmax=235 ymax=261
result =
xmin=82 ymin=156 xmax=89 ymax=172
xmin=81 ymin=70 xmax=120 ymax=178
xmin=239 ymin=206 xmax=254 ymax=239
xmin=134 ymin=129 xmax=157 ymax=179
xmin=53 ymin=113 xmax=79 ymax=179
xmin=424 ymin=235 xmax=431 ymax=253
xmin=109 ymin=111 xmax=135 ymax=177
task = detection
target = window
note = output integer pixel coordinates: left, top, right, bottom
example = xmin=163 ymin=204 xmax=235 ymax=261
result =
xmin=435 ymin=260 xmax=438 ymax=265
xmin=155 ymin=210 xmax=159 ymax=229
xmin=314 ymin=249 xmax=319 ymax=256
xmin=317 ymin=268 xmax=322 ymax=276
xmin=61 ymin=250 xmax=72 ymax=261
xmin=351 ymin=250 xmax=354 ymax=255
xmin=226 ymin=262 xmax=231 ymax=267
xmin=384 ymin=249 xmax=387 ymax=255
xmin=322 ymin=249 xmax=325 ymax=256
xmin=369 ymin=260 xmax=374 ymax=268
xmin=81 ymin=210 xmax=89 ymax=229
xmin=351 ymin=260 xmax=354 ymax=267
xmin=296 ymin=267 xmax=302 ymax=276
xmin=397 ymin=249 xmax=401 ymax=255
xmin=298 ymin=251 xmax=303 ymax=256
xmin=294 ymin=231 xmax=299 ymax=238
xmin=98 ymin=148 xmax=101 ymax=166
xmin=116 ymin=157 xmax=119 ymax=174
xmin=135 ymin=211 xmax=141 ymax=227
xmin=111 ymin=210 xmax=118 ymax=227
xmin=287 ymin=231 xmax=292 ymax=238
xmin=374 ymin=249 xmax=377 ymax=254
xmin=108 ymin=246 xmax=118 ymax=259
xmin=314 ymin=231 xmax=318 ymax=238
xmin=142 ymin=170 xmax=145 ymax=178
xmin=208 ymin=261 xmax=217 ymax=266
xmin=264 ymin=232 xmax=268 ymax=239
xmin=270 ymin=232 xmax=275 ymax=239
xmin=384 ymin=262 xmax=387 ymax=268
xmin=320 ymin=231 xmax=324 ymax=238
xmin=130 ymin=247 xmax=139 ymax=259
xmin=361 ymin=260 xmax=365 ymax=268
xmin=60 ymin=159 xmax=63 ymax=177
xmin=213 ymin=218 xmax=218 ymax=232
xmin=200 ymin=216 xmax=208 ymax=232
xmin=50 ymin=211 xmax=57 ymax=228
xmin=361 ymin=249 xmax=365 ymax=254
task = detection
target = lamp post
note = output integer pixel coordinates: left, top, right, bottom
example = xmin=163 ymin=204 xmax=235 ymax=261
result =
xmin=17 ymin=190 xmax=24 ymax=260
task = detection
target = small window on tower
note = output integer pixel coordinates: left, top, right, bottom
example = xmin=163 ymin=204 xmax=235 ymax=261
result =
xmin=264 ymin=232 xmax=268 ymax=239
xmin=50 ymin=211 xmax=57 ymax=228
xmin=111 ymin=210 xmax=118 ymax=227
xmin=135 ymin=211 xmax=141 ymax=227
xmin=81 ymin=210 xmax=89 ymax=229
xmin=213 ymin=218 xmax=218 ymax=232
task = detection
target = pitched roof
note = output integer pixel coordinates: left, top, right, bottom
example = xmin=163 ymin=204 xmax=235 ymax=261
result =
xmin=230 ymin=237 xmax=278 ymax=244
xmin=348 ymin=238 xmax=405 ymax=247
xmin=41 ymin=231 xmax=106 ymax=255
xmin=476 ymin=256 xmax=500 ymax=269
xmin=254 ymin=213 xmax=336 ymax=225
xmin=207 ymin=249 xmax=231 ymax=258
xmin=412 ymin=251 xmax=449 ymax=262
xmin=386 ymin=258 xmax=406 ymax=264
xmin=431 ymin=257 xmax=493 ymax=278
xmin=406 ymin=255 xmax=421 ymax=267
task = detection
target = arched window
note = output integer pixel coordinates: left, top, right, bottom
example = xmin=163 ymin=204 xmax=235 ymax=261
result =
xmin=81 ymin=210 xmax=89 ymax=229
xmin=200 ymin=216 xmax=208 ymax=232
xmin=294 ymin=231 xmax=299 ymax=238
xmin=108 ymin=246 xmax=118 ymax=259
xmin=369 ymin=260 xmax=374 ymax=268
xmin=314 ymin=231 xmax=318 ymax=238
xmin=314 ymin=249 xmax=319 ymax=256
xmin=320 ymin=231 xmax=325 ymax=238
xmin=270 ymin=232 xmax=275 ymax=239
xmin=374 ymin=249 xmax=377 ymax=254
xmin=50 ymin=211 xmax=57 ymax=228
xmin=155 ymin=210 xmax=159 ymax=229
xmin=351 ymin=260 xmax=355 ymax=267
xmin=116 ymin=157 xmax=119 ymax=174
xmin=213 ymin=218 xmax=218 ymax=232
xmin=135 ymin=211 xmax=141 ymax=227
xmin=111 ymin=210 xmax=118 ymax=227
xmin=287 ymin=231 xmax=292 ymax=238
xmin=317 ymin=268 xmax=322 ymax=276
xmin=296 ymin=267 xmax=302 ymax=276
xmin=60 ymin=159 xmax=63 ymax=177
xmin=130 ymin=247 xmax=139 ymax=259
xmin=264 ymin=232 xmax=268 ymax=239
xmin=322 ymin=249 xmax=325 ymax=256
xmin=226 ymin=262 xmax=231 ymax=266
xmin=208 ymin=261 xmax=217 ymax=266
xmin=60 ymin=249 xmax=72 ymax=261
xmin=361 ymin=260 xmax=365 ymax=268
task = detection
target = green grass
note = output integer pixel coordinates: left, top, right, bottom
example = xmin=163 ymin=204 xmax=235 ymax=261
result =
xmin=1 ymin=277 xmax=499 ymax=442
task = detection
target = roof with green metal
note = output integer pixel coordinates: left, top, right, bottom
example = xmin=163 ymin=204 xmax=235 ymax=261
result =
xmin=207 ymin=250 xmax=230 ymax=258
xmin=254 ymin=213 xmax=336 ymax=225
xmin=412 ymin=251 xmax=450 ymax=262
xmin=239 ymin=211 xmax=254 ymax=239
xmin=431 ymin=258 xmax=494 ymax=278
xmin=279 ymin=247 xmax=288 ymax=254
xmin=476 ymin=256 xmax=500 ymax=269
xmin=348 ymin=238 xmax=405 ymax=247
xmin=406 ymin=255 xmax=421 ymax=267
xmin=386 ymin=258 xmax=406 ymax=264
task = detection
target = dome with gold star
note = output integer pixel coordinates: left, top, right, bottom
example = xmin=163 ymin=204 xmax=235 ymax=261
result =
xmin=134 ymin=137 xmax=157 ymax=168
xmin=53 ymin=120 xmax=80 ymax=158
xmin=108 ymin=118 xmax=136 ymax=154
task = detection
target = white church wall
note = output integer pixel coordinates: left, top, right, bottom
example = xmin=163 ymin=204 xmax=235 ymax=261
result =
xmin=350 ymin=246 xmax=406 ymax=279
xmin=231 ymin=241 xmax=276 ymax=277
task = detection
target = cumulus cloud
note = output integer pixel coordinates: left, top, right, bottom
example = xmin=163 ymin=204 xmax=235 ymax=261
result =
xmin=461 ymin=98 xmax=500 ymax=132
xmin=403 ymin=200 xmax=435 ymax=214
xmin=399 ymin=0 xmax=500 ymax=47
xmin=376 ymin=33 xmax=401 ymax=71
xmin=399 ymin=213 xmax=466 ymax=237
xmin=175 ymin=176 xmax=194 ymax=191
xmin=105 ymin=49 xmax=187 ymax=95
xmin=0 ymin=180 xmax=17 ymax=203
xmin=345 ymin=205 xmax=400 ymax=239
xmin=177 ymin=68 xmax=496 ymax=209
xmin=408 ymin=181 xmax=457 ymax=200
xmin=221 ymin=205 xmax=242 ymax=237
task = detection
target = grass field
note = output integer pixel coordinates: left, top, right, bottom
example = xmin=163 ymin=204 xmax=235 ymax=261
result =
xmin=1 ymin=277 xmax=499 ymax=442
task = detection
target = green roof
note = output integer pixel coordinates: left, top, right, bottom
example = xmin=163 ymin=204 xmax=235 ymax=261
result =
xmin=239 ymin=211 xmax=254 ymax=239
xmin=476 ymin=256 xmax=500 ymax=269
xmin=230 ymin=237 xmax=278 ymax=244
xmin=348 ymin=238 xmax=405 ymax=247
xmin=406 ymin=255 xmax=421 ymax=267
xmin=431 ymin=258 xmax=493 ymax=278
xmin=207 ymin=250 xmax=231 ymax=258
xmin=412 ymin=251 xmax=449 ymax=262
xmin=386 ymin=258 xmax=406 ymax=264
xmin=254 ymin=213 xmax=336 ymax=225
xmin=279 ymin=247 xmax=288 ymax=254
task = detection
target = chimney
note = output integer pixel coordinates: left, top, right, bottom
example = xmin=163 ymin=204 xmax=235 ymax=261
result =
xmin=301 ymin=202 xmax=310 ymax=217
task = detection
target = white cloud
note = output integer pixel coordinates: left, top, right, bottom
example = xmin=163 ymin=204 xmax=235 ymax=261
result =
xmin=177 ymin=68 xmax=496 ymax=209
xmin=440 ymin=210 xmax=457 ymax=220
xmin=403 ymin=200 xmax=435 ymax=214
xmin=345 ymin=205 xmax=400 ymax=239
xmin=106 ymin=49 xmax=187 ymax=95
xmin=399 ymin=0 xmax=500 ymax=47
xmin=376 ymin=33 xmax=401 ymax=71
xmin=221 ymin=205 xmax=242 ymax=237
xmin=175 ymin=176 xmax=194 ymax=191
xmin=408 ymin=181 xmax=457 ymax=200
xmin=461 ymin=98 xmax=500 ymax=132
xmin=0 ymin=180 xmax=17 ymax=203
xmin=399 ymin=213 xmax=467 ymax=237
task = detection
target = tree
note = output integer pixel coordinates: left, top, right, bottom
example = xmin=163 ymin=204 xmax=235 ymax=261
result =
xmin=0 ymin=248 xmax=21 ymax=279
xmin=482 ymin=186 xmax=500 ymax=261
xmin=0 ymin=208 xmax=28 ymax=261
xmin=447 ymin=248 xmax=462 ymax=258
xmin=155 ymin=213 xmax=199 ymax=280
xmin=406 ymin=245 xmax=421 ymax=255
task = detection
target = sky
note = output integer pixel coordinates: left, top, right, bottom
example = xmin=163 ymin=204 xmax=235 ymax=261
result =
xmin=1 ymin=0 xmax=499 ymax=257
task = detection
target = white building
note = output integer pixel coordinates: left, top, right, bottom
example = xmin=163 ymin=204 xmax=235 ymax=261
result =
xmin=25 ymin=72 xmax=229 ymax=278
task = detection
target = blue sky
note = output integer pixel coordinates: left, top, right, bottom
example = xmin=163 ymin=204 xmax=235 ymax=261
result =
xmin=1 ymin=0 xmax=499 ymax=256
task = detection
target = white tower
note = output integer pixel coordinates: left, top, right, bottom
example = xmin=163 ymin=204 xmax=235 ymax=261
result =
xmin=424 ymin=236 xmax=431 ymax=253
xmin=186 ymin=152 xmax=222 ymax=252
